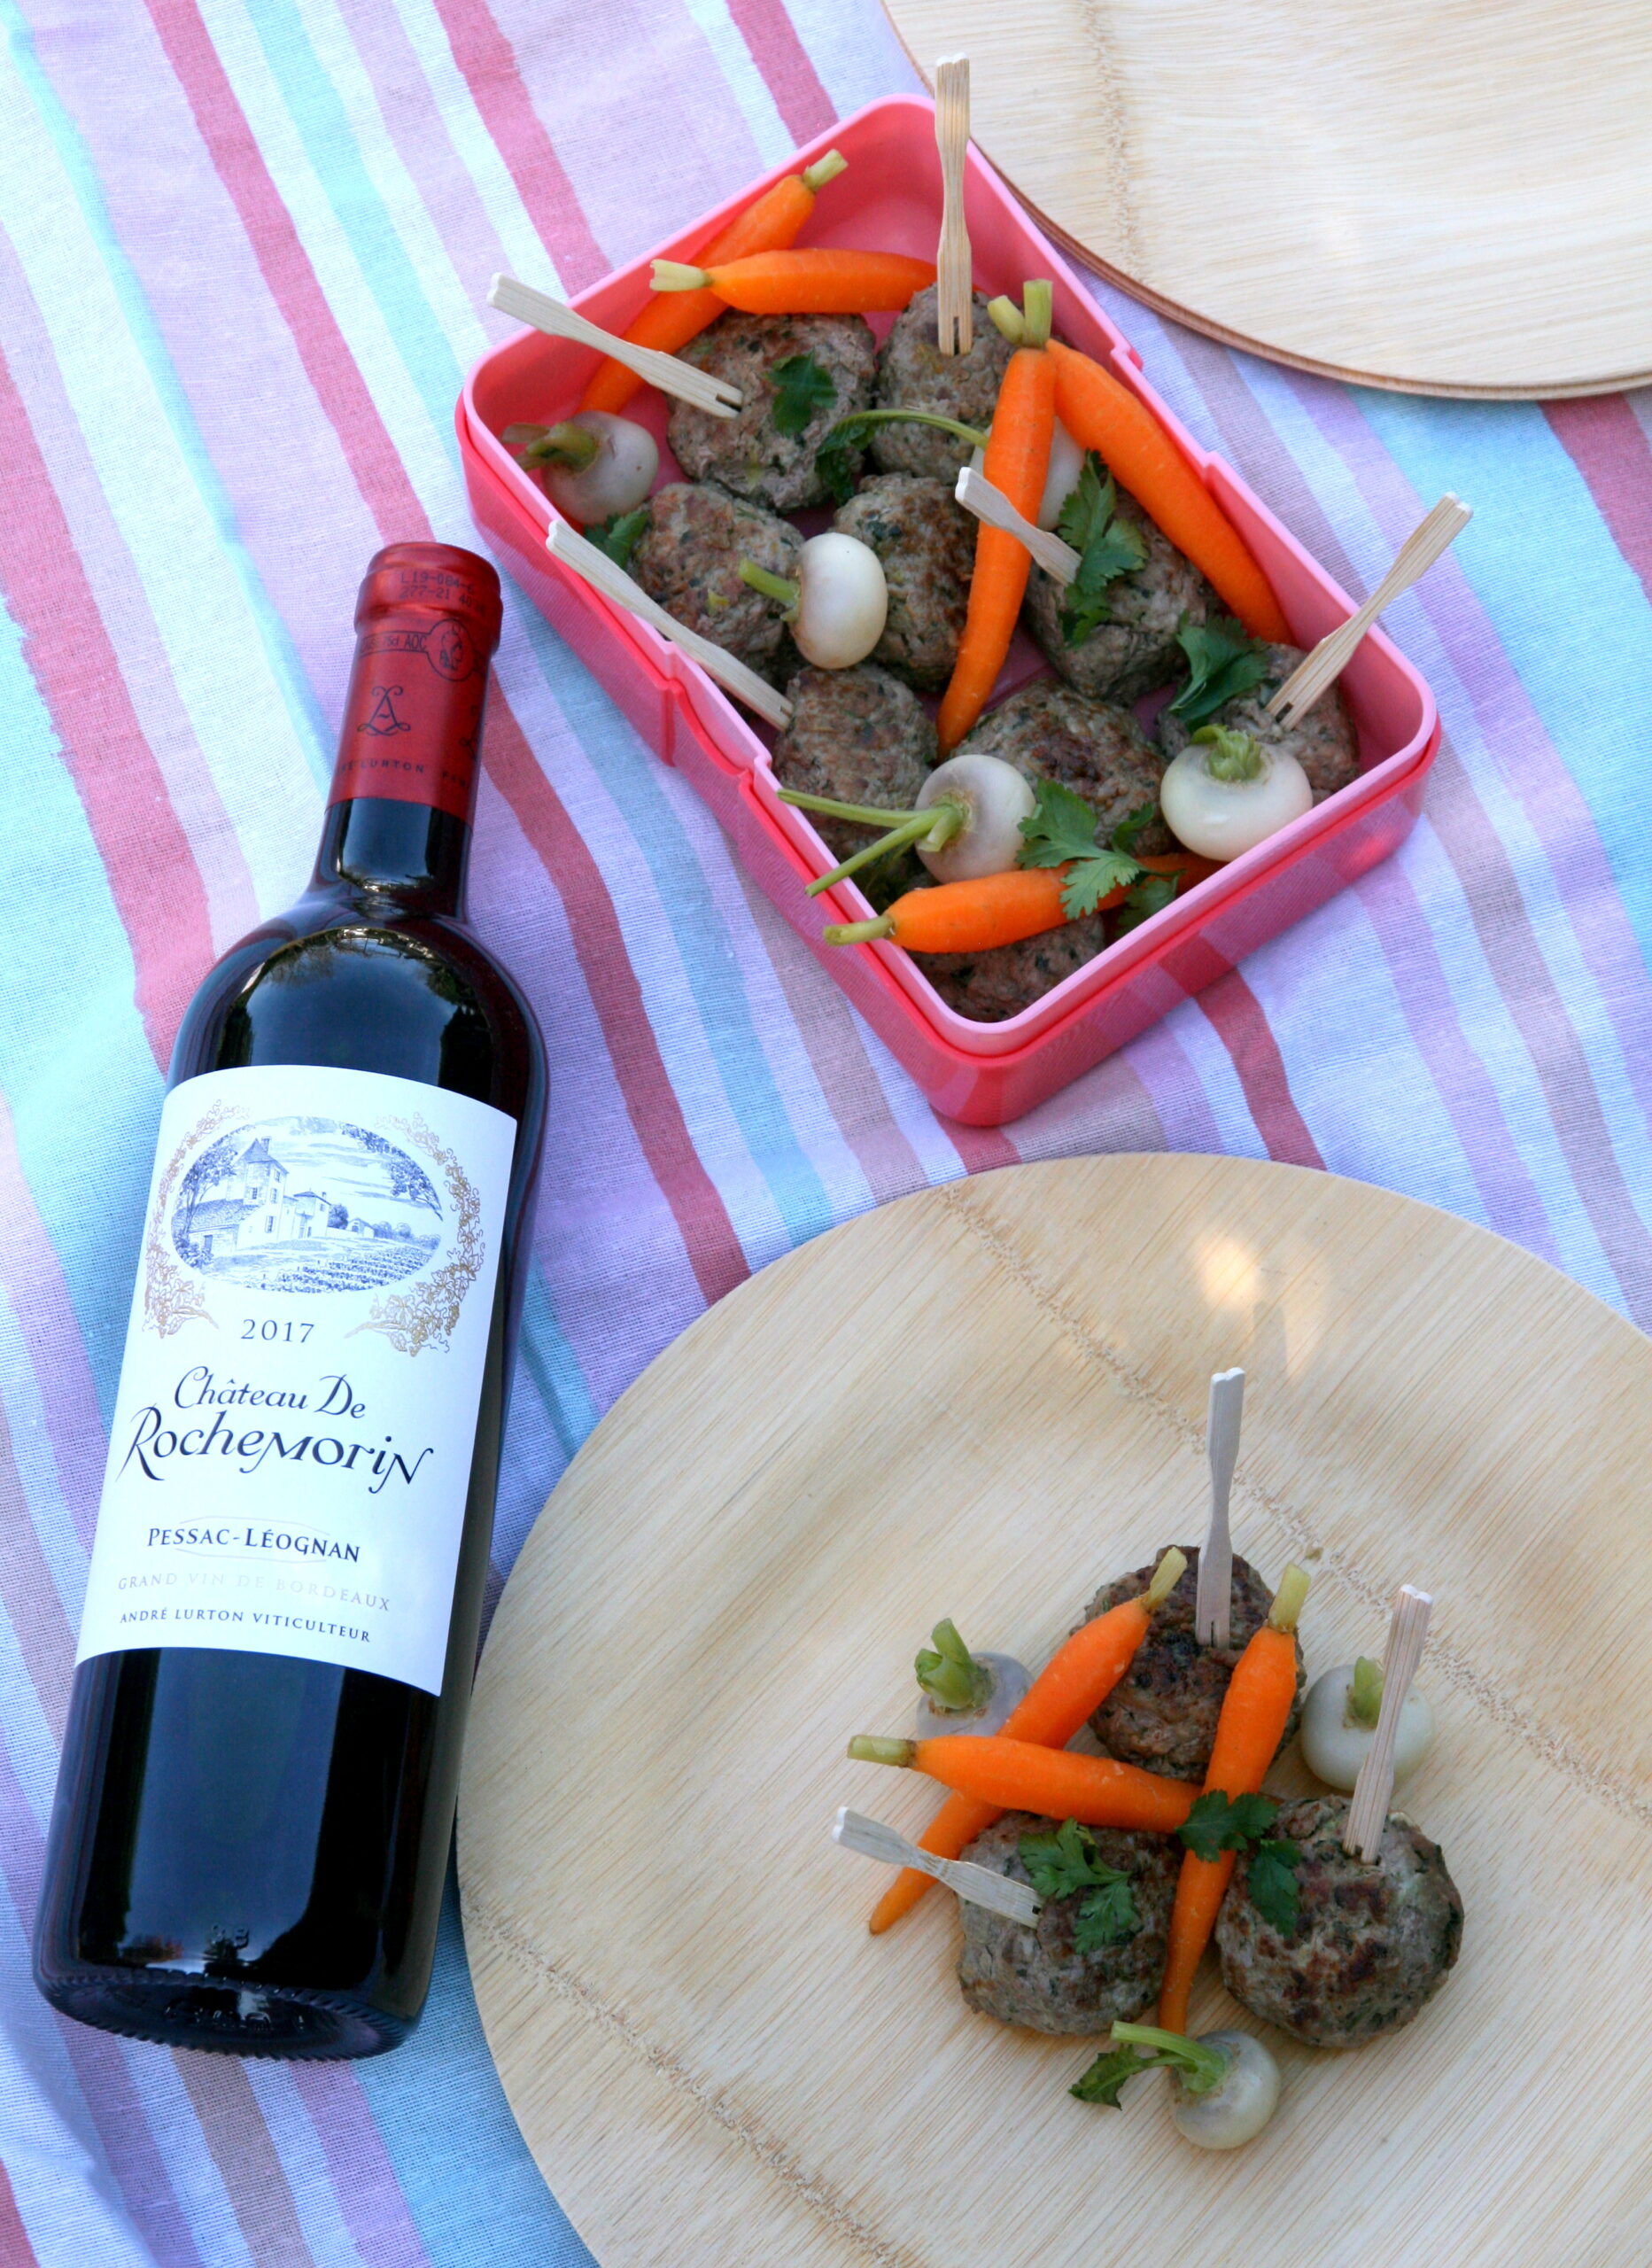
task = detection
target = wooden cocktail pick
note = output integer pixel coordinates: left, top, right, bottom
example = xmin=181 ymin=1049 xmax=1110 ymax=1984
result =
xmin=833 ymin=1807 xmax=1039 ymax=1923
xmin=1344 ymin=1585 xmax=1433 ymax=1861
xmin=1267 ymin=495 xmax=1470 ymax=726
xmin=934 ymin=58 xmax=973 ymax=356
xmin=546 ymin=518 xmax=793 ymax=730
xmin=953 ymin=466 xmax=1078 ymax=581
xmin=488 ymin=275 xmax=742 ymax=417
xmin=1194 ymin=1368 xmax=1245 ymax=1647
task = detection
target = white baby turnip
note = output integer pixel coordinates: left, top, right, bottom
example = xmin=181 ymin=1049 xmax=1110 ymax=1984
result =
xmin=741 ymin=532 xmax=887 ymax=670
xmin=503 ymin=412 xmax=658 ymax=522
xmin=1160 ymin=724 xmax=1313 ymax=862
xmin=1301 ymin=1658 xmax=1436 ymax=1792
xmin=777 ymin=750 xmax=1035 ymax=899
xmin=1080 ymin=2023 xmax=1281 ymax=2148
xmin=912 ymin=1619 xmax=1033 ymax=1740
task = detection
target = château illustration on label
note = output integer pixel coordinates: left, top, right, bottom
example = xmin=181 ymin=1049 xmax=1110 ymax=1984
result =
xmin=35 ymin=544 xmax=547 ymax=2057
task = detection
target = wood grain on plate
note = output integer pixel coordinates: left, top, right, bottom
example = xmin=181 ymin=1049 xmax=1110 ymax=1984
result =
xmin=459 ymin=1157 xmax=1651 ymax=2267
xmin=879 ymin=0 xmax=1652 ymax=399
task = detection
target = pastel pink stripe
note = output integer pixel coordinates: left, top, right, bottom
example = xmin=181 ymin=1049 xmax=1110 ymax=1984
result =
xmin=724 ymin=0 xmax=836 ymax=142
xmin=0 ymin=2163 xmax=41 ymax=2268
xmin=427 ymin=0 xmax=609 ymax=291
xmin=0 ymin=340 xmax=213 ymax=1070
xmin=0 ymin=1401 xmax=74 ymax=1736
xmin=1544 ymin=396 xmax=1652 ymax=600
xmin=169 ymin=2059 xmax=317 ymax=2268
xmin=1198 ymin=971 xmax=1324 ymax=1169
xmin=0 ymin=1092 xmax=110 ymax=1551
xmin=1124 ymin=1018 xmax=1228 ymax=1156
xmin=288 ymin=2064 xmax=436 ymax=2268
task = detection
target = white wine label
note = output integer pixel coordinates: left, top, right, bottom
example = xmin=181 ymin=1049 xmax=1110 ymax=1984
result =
xmin=76 ymin=1064 xmax=517 ymax=1696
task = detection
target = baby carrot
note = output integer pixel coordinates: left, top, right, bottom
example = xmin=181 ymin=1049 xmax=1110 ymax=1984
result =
xmin=850 ymin=1733 xmax=1198 ymax=1832
xmin=651 ymin=248 xmax=936 ymax=315
xmin=1155 ymin=1564 xmax=1309 ymax=2036
xmin=936 ymin=284 xmax=1058 ymax=753
xmin=1045 ymin=340 xmax=1291 ymax=643
xmin=580 ymin=151 xmax=848 ymax=414
xmin=825 ymin=855 xmax=1208 ymax=957
xmin=865 ymin=1548 xmax=1187 ymax=1934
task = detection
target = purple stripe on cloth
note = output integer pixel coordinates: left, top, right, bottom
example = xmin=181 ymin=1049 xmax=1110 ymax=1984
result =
xmin=1009 ymin=1047 xmax=1169 ymax=1158
xmin=0 ymin=1095 xmax=109 ymax=1553
xmin=0 ymin=1401 xmax=74 ymax=1737
xmin=169 ymin=2056 xmax=318 ymax=2268
xmin=287 ymin=2062 xmax=436 ymax=2268
xmin=1352 ymin=852 xmax=1563 ymax=1265
xmin=0 ymin=1741 xmax=208 ymax=2268
xmin=1124 ymin=1018 xmax=1229 ymax=1157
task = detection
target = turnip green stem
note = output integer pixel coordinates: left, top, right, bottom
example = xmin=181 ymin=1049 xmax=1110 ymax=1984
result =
xmin=824 ymin=916 xmax=896 ymax=945
xmin=987 ymin=295 xmax=1024 ymax=345
xmin=802 ymin=150 xmax=847 ymax=192
xmin=1193 ymin=724 xmax=1267 ymax=781
xmin=651 ymin=260 xmax=708 ymax=292
xmin=848 ymin=1735 xmax=914 ymax=1766
xmin=803 ymin=801 xmax=966 ymax=897
xmin=915 ymin=1619 xmax=991 ymax=1713
xmin=1145 ymin=1545 xmax=1189 ymax=1611
xmin=739 ymin=559 xmax=800 ymax=613
xmin=779 ymin=788 xmax=915 ymax=828
xmin=1348 ymin=1656 xmax=1384 ymax=1728
xmin=1268 ymin=1563 xmax=1311 ymax=1635
xmin=1109 ymin=2023 xmax=1229 ymax=2094
xmin=826 ymin=408 xmax=989 ymax=452
xmin=1020 ymin=281 xmax=1053 ymax=350
xmin=502 ymin=421 xmax=600 ymax=471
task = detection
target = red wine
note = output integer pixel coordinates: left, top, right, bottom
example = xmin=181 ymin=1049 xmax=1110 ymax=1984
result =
xmin=35 ymin=544 xmax=546 ymax=2057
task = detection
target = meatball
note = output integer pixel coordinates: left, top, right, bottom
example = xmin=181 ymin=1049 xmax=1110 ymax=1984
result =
xmin=833 ymin=474 xmax=973 ymax=692
xmin=630 ymin=483 xmax=801 ymax=680
xmin=921 ymin=915 xmax=1109 ymax=1025
xmin=958 ymin=680 xmax=1174 ymax=855
xmin=668 ymin=312 xmax=877 ymax=512
xmin=871 ymin=286 xmax=1015 ymax=482
xmin=1080 ymin=1549 xmax=1304 ymax=1780
xmin=957 ymin=1813 xmax=1179 ymax=2033
xmin=1159 ymin=643 xmax=1361 ymax=804
xmin=1216 ymin=1796 xmax=1463 ymax=2047
xmin=1023 ymin=486 xmax=1219 ymax=703
xmin=768 ymin=664 xmax=935 ymax=867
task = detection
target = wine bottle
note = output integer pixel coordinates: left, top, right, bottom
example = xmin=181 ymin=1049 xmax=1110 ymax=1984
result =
xmin=35 ymin=543 xmax=546 ymax=2057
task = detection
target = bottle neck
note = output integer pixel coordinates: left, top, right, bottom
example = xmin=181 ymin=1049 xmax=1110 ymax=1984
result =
xmin=310 ymin=797 xmax=472 ymax=917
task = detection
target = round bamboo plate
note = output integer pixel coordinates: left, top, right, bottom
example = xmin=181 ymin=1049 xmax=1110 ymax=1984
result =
xmin=459 ymin=1157 xmax=1651 ymax=2268
xmin=879 ymin=0 xmax=1652 ymax=398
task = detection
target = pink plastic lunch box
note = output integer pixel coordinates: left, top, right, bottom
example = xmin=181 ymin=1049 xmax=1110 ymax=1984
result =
xmin=458 ymin=95 xmax=1439 ymax=1125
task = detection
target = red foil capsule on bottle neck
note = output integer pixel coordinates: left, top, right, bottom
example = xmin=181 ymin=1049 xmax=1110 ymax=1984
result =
xmin=328 ymin=542 xmax=504 ymax=823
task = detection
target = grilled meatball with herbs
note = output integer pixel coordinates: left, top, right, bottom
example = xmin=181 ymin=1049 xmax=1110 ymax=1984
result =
xmin=1216 ymin=1796 xmax=1463 ymax=2047
xmin=769 ymin=663 xmax=935 ymax=883
xmin=833 ymin=473 xmax=973 ymax=691
xmin=1159 ymin=642 xmax=1361 ymax=805
xmin=1081 ymin=1548 xmax=1304 ymax=1780
xmin=629 ymin=483 xmax=802 ymax=681
xmin=958 ymin=680 xmax=1174 ymax=855
xmin=921 ymin=915 xmax=1109 ymax=1026
xmin=668 ymin=312 xmax=877 ymax=512
xmin=957 ymin=1813 xmax=1180 ymax=2033
xmin=1024 ymin=486 xmax=1219 ymax=704
xmin=870 ymin=286 xmax=1015 ymax=483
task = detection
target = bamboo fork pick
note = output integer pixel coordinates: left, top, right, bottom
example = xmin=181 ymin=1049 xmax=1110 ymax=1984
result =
xmin=934 ymin=58 xmax=973 ymax=355
xmin=1268 ymin=495 xmax=1470 ymax=726
xmin=488 ymin=275 xmax=742 ymax=416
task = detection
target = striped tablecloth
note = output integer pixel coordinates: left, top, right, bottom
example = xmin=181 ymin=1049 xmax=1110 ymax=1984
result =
xmin=4 ymin=4 xmax=1650 ymax=2263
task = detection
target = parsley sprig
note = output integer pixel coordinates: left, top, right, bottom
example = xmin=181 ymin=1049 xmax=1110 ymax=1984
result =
xmin=768 ymin=352 xmax=837 ymax=439
xmin=1167 ymin=617 xmax=1274 ymax=729
xmin=1017 ymin=1819 xmax=1139 ymax=1953
xmin=584 ymin=508 xmax=649 ymax=571
xmin=1017 ymin=781 xmax=1174 ymax=927
xmin=1054 ymin=456 xmax=1147 ymax=646
xmin=1177 ymin=1790 xmax=1301 ymax=1933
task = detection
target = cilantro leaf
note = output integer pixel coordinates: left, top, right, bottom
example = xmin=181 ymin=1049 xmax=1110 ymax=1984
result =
xmin=1060 ymin=849 xmax=1143 ymax=919
xmin=1071 ymin=2045 xmax=1154 ymax=2108
xmin=1018 ymin=1817 xmax=1102 ymax=1901
xmin=768 ymin=352 xmax=837 ymax=439
xmin=1074 ymin=1876 xmax=1139 ymax=1952
xmin=1113 ymin=871 xmax=1178 ymax=934
xmin=585 ymin=508 xmax=649 ymax=571
xmin=816 ymin=413 xmax=877 ymax=504
xmin=1177 ymin=1788 xmax=1282 ymax=1863
xmin=1055 ymin=457 xmax=1147 ymax=647
xmin=1017 ymin=779 xmax=1101 ymax=870
xmin=1168 ymin=617 xmax=1274 ymax=728
xmin=1246 ymin=1838 xmax=1301 ymax=1934
xmin=1109 ymin=801 xmax=1159 ymax=858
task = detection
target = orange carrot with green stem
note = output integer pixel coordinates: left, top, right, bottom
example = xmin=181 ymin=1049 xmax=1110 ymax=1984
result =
xmin=579 ymin=152 xmax=848 ymax=415
xmin=862 ymin=1547 xmax=1187 ymax=1935
xmin=1155 ymin=1562 xmax=1309 ymax=2035
xmin=848 ymin=1733 xmax=1199 ymax=1833
xmin=936 ymin=284 xmax=1058 ymax=753
xmin=650 ymin=248 xmax=935 ymax=315
xmin=1046 ymin=340 xmax=1290 ymax=643
xmin=824 ymin=854 xmax=1210 ymax=956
